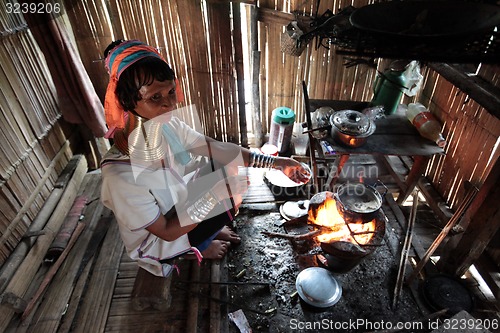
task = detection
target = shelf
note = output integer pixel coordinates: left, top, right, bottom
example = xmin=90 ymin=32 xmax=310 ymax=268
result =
xmin=330 ymin=26 xmax=500 ymax=65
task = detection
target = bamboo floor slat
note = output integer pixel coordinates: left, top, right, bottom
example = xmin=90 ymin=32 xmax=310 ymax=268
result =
xmin=105 ymin=254 xmax=225 ymax=333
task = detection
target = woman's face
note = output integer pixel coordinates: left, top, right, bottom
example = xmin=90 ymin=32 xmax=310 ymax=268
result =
xmin=135 ymin=79 xmax=177 ymax=119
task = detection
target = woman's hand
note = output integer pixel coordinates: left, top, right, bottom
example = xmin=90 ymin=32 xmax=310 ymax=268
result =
xmin=274 ymin=157 xmax=311 ymax=184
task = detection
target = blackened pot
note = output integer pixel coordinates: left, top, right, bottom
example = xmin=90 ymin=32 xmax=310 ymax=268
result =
xmin=334 ymin=182 xmax=384 ymax=223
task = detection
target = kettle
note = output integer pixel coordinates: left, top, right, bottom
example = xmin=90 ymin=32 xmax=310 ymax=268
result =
xmin=370 ymin=61 xmax=409 ymax=115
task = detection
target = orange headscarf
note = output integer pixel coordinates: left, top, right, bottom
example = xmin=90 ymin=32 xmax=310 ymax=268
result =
xmin=103 ymin=40 xmax=183 ymax=138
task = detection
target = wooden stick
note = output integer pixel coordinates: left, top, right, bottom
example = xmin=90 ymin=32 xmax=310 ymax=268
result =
xmin=406 ymin=183 xmax=478 ymax=284
xmin=261 ymin=229 xmax=320 ymax=240
xmin=392 ymin=190 xmax=418 ymax=309
xmin=21 ymin=222 xmax=85 ymax=321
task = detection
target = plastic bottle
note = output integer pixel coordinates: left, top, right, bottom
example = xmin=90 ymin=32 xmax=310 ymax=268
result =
xmin=405 ymin=103 xmax=446 ymax=148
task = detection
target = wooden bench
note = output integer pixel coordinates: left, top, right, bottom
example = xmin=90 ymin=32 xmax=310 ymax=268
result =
xmin=131 ymin=267 xmax=172 ymax=311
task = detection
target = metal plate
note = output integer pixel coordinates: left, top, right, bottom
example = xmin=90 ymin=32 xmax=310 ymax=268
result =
xmin=295 ymin=267 xmax=342 ymax=308
xmin=280 ymin=200 xmax=309 ymax=221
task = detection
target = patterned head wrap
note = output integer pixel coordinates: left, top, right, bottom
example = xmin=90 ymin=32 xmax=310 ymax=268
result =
xmin=103 ymin=40 xmax=183 ymax=137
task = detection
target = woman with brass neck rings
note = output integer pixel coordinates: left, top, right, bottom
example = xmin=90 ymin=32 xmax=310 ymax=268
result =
xmin=100 ymin=40 xmax=310 ymax=277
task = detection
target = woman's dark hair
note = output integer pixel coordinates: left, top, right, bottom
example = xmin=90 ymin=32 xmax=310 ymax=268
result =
xmin=104 ymin=40 xmax=176 ymax=111
xmin=104 ymin=39 xmax=125 ymax=58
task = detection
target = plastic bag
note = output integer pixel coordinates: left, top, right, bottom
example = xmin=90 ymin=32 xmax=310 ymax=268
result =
xmin=362 ymin=105 xmax=385 ymax=121
xmin=402 ymin=60 xmax=423 ymax=97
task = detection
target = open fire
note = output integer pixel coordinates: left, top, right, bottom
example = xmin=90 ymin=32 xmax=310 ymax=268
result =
xmin=308 ymin=192 xmax=376 ymax=245
xmin=307 ymin=191 xmax=386 ymax=273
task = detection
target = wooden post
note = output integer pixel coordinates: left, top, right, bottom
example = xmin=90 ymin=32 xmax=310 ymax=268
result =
xmin=232 ymin=4 xmax=248 ymax=148
xmin=397 ymin=156 xmax=430 ymax=204
xmin=250 ymin=5 xmax=263 ymax=147
xmin=131 ymin=268 xmax=172 ymax=311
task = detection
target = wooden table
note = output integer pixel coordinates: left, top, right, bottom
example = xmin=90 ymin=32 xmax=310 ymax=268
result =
xmin=308 ymin=99 xmax=445 ymax=204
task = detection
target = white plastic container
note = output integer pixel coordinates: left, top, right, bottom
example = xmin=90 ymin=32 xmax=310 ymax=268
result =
xmin=269 ymin=107 xmax=295 ymax=153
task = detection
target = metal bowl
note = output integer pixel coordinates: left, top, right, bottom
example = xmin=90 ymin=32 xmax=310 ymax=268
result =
xmin=295 ymin=267 xmax=342 ymax=308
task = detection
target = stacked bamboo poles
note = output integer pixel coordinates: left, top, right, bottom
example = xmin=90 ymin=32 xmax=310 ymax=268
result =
xmin=0 ymin=8 xmax=74 ymax=262
xmin=0 ymin=155 xmax=87 ymax=332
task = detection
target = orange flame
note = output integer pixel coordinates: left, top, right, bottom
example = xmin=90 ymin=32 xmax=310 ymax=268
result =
xmin=309 ymin=196 xmax=376 ymax=245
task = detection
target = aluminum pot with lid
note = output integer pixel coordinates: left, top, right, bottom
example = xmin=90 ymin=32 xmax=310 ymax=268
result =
xmin=334 ymin=181 xmax=387 ymax=223
xmin=329 ymin=110 xmax=376 ymax=147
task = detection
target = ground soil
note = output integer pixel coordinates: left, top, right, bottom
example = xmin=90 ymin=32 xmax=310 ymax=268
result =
xmin=224 ymin=205 xmax=427 ymax=333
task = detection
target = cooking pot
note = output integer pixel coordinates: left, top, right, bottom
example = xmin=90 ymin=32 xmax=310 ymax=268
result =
xmin=329 ymin=110 xmax=376 ymax=148
xmin=334 ymin=181 xmax=387 ymax=223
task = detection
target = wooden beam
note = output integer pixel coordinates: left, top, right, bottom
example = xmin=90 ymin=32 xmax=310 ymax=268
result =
xmin=257 ymin=7 xmax=294 ymax=26
xmin=397 ymin=156 xmax=430 ymax=204
xmin=474 ymin=254 xmax=500 ymax=301
xmin=428 ymin=63 xmax=500 ymax=120
xmin=380 ymin=155 xmax=407 ymax=194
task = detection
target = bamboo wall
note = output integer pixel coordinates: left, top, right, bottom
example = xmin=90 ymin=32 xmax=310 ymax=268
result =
xmin=418 ymin=65 xmax=500 ymax=210
xmin=65 ymin=0 xmax=240 ymax=143
xmin=0 ymin=10 xmax=75 ymax=263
